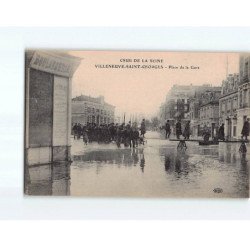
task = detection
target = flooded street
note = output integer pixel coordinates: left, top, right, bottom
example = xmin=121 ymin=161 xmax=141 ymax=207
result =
xmin=25 ymin=131 xmax=249 ymax=198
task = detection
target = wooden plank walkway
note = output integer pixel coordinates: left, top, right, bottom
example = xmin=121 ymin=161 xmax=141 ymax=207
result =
xmin=169 ymin=139 xmax=201 ymax=142
xmin=169 ymin=139 xmax=249 ymax=143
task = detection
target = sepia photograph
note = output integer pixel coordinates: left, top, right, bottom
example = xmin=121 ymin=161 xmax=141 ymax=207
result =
xmin=24 ymin=50 xmax=249 ymax=198
xmin=1 ymin=3 xmax=250 ymax=249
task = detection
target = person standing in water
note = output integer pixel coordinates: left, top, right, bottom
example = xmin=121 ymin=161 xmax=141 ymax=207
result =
xmin=218 ymin=123 xmax=225 ymax=141
xmin=183 ymin=120 xmax=191 ymax=140
xmin=140 ymin=119 xmax=146 ymax=138
xmin=175 ymin=120 xmax=182 ymax=139
xmin=165 ymin=120 xmax=171 ymax=139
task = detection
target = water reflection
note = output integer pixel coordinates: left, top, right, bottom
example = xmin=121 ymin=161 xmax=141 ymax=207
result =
xmin=163 ymin=152 xmax=193 ymax=179
xmin=73 ymin=148 xmax=145 ymax=169
xmin=219 ymin=143 xmax=245 ymax=164
xmin=201 ymin=148 xmax=219 ymax=157
xmin=140 ymin=152 xmax=145 ymax=173
xmin=25 ymin=138 xmax=249 ymax=197
xmin=25 ymin=162 xmax=71 ymax=196
xmin=164 ymin=155 xmax=171 ymax=172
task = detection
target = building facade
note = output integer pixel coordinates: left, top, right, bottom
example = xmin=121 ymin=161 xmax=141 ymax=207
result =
xmin=159 ymin=84 xmax=221 ymax=136
xmin=72 ymin=95 xmax=115 ymax=125
xmin=160 ymin=84 xmax=220 ymax=123
xmin=237 ymin=54 xmax=250 ymax=138
xmin=199 ymin=101 xmax=220 ymax=138
xmin=188 ymin=87 xmax=221 ymax=136
xmin=219 ymin=74 xmax=239 ymax=139
xmin=187 ymin=97 xmax=201 ymax=136
xmin=163 ymin=84 xmax=194 ymax=120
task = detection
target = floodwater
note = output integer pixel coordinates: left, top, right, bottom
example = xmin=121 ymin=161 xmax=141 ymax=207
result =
xmin=25 ymin=131 xmax=249 ymax=198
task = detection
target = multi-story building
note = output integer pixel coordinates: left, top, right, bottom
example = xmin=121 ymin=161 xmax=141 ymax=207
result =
xmin=199 ymin=100 xmax=220 ymax=138
xmin=237 ymin=54 xmax=250 ymax=137
xmin=187 ymin=97 xmax=200 ymax=136
xmin=159 ymin=103 xmax=167 ymax=122
xmin=219 ymin=73 xmax=239 ymax=139
xmin=164 ymin=84 xmax=195 ymax=120
xmin=72 ymin=95 xmax=115 ymax=125
xmin=161 ymin=84 xmax=220 ymax=122
xmin=159 ymin=84 xmax=221 ymax=135
xmin=188 ymin=87 xmax=221 ymax=136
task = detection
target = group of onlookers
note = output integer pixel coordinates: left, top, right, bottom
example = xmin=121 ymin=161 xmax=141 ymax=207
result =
xmin=164 ymin=120 xmax=191 ymax=140
xmin=163 ymin=119 xmax=249 ymax=141
xmin=72 ymin=119 xmax=147 ymax=148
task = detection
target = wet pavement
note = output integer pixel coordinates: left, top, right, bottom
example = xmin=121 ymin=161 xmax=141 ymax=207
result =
xmin=25 ymin=131 xmax=249 ymax=198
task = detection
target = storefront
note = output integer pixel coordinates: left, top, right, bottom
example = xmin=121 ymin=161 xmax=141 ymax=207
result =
xmin=237 ymin=81 xmax=250 ymax=138
xmin=237 ymin=108 xmax=250 ymax=138
xmin=224 ymin=115 xmax=238 ymax=139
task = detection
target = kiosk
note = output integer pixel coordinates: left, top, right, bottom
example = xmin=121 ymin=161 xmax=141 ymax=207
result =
xmin=25 ymin=50 xmax=81 ymax=166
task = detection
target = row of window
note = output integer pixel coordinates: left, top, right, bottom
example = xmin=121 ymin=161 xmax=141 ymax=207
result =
xmin=174 ymin=105 xmax=189 ymax=111
xmin=220 ymin=98 xmax=239 ymax=113
xmin=175 ymin=98 xmax=189 ymax=104
xmin=84 ymin=106 xmax=114 ymax=116
xmin=239 ymin=88 xmax=250 ymax=108
xmin=200 ymin=106 xmax=218 ymax=119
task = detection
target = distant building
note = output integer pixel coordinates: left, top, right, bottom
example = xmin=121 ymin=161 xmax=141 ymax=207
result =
xmin=163 ymin=84 xmax=195 ymax=120
xmin=187 ymin=97 xmax=200 ymax=136
xmin=161 ymin=84 xmax=220 ymax=122
xmin=72 ymin=95 xmax=115 ymax=125
xmin=188 ymin=87 xmax=221 ymax=136
xmin=159 ymin=84 xmax=221 ymax=136
xmin=199 ymin=100 xmax=220 ymax=138
xmin=159 ymin=103 xmax=166 ymax=122
xmin=219 ymin=73 xmax=239 ymax=139
xmin=238 ymin=54 xmax=250 ymax=137
xmin=114 ymin=116 xmax=121 ymax=124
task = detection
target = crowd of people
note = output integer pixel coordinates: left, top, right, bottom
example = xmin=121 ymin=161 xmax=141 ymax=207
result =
xmin=72 ymin=119 xmax=147 ymax=148
xmin=163 ymin=119 xmax=249 ymax=141
xmin=72 ymin=118 xmax=249 ymax=147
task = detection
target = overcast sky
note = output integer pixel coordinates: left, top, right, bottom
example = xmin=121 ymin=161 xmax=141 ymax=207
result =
xmin=70 ymin=51 xmax=239 ymax=118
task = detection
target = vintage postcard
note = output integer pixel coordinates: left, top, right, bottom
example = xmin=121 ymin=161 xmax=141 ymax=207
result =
xmin=24 ymin=50 xmax=249 ymax=198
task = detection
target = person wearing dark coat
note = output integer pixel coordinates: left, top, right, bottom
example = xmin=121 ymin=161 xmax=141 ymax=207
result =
xmin=175 ymin=120 xmax=182 ymax=139
xmin=109 ymin=123 xmax=116 ymax=141
xmin=77 ymin=123 xmax=82 ymax=139
xmin=116 ymin=124 xmax=123 ymax=148
xmin=123 ymin=122 xmax=131 ymax=147
xmin=133 ymin=128 xmax=140 ymax=148
xmin=218 ymin=123 xmax=225 ymax=141
xmin=140 ymin=119 xmax=146 ymax=138
xmin=82 ymin=126 xmax=88 ymax=145
xmin=241 ymin=120 xmax=249 ymax=140
xmin=183 ymin=120 xmax=191 ymax=139
xmin=165 ymin=120 xmax=171 ymax=139
xmin=72 ymin=123 xmax=78 ymax=139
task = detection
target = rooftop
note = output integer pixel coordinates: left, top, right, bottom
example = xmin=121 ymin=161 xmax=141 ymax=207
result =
xmin=72 ymin=95 xmax=115 ymax=108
